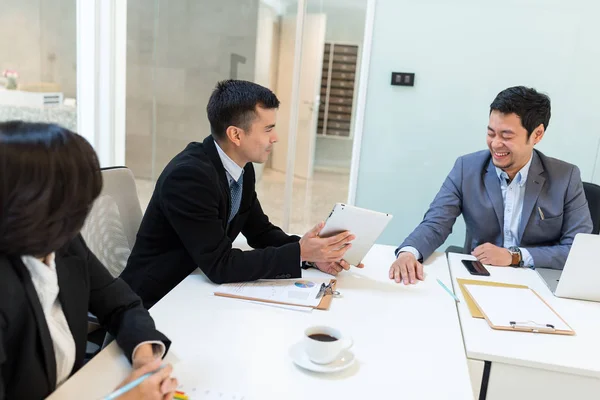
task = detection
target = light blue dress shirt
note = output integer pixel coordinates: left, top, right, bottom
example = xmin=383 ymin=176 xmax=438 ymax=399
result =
xmin=399 ymin=155 xmax=535 ymax=266
xmin=495 ymin=156 xmax=534 ymax=266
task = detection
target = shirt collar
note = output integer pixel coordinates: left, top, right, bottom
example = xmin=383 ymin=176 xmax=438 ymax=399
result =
xmin=214 ymin=140 xmax=244 ymax=183
xmin=21 ymin=253 xmax=58 ymax=311
xmin=495 ymin=153 xmax=533 ymax=187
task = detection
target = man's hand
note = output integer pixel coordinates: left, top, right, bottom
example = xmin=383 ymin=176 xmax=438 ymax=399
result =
xmin=471 ymin=243 xmax=512 ymax=266
xmin=389 ymin=252 xmax=424 ymax=285
xmin=299 ymin=222 xmax=355 ymax=263
xmin=314 ymin=260 xmax=365 ymax=276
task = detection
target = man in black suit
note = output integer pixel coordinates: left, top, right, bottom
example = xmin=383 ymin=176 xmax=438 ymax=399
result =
xmin=121 ymin=80 xmax=358 ymax=308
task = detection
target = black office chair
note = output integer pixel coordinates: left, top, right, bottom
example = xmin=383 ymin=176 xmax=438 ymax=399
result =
xmin=583 ymin=182 xmax=600 ymax=234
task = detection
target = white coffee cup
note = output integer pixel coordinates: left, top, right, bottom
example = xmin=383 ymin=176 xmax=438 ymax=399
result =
xmin=304 ymin=326 xmax=353 ymax=364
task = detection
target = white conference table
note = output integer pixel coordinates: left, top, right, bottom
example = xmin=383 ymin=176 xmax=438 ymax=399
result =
xmin=447 ymin=252 xmax=600 ymax=400
xmin=51 ymin=245 xmax=473 ymax=400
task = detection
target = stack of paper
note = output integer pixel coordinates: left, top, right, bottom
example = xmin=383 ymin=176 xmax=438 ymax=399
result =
xmin=214 ymin=278 xmax=332 ymax=308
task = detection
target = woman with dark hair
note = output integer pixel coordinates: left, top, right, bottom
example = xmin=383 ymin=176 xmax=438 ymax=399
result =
xmin=0 ymin=121 xmax=178 ymax=399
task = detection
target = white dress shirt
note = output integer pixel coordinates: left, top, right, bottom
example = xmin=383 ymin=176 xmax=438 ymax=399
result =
xmin=399 ymin=155 xmax=534 ymax=266
xmin=21 ymin=254 xmax=76 ymax=387
xmin=21 ymin=254 xmax=166 ymax=388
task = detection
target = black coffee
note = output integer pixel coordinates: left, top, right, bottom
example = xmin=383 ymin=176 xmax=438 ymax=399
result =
xmin=308 ymin=333 xmax=338 ymax=342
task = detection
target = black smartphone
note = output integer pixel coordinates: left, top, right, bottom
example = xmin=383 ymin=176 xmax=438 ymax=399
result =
xmin=461 ymin=259 xmax=490 ymax=276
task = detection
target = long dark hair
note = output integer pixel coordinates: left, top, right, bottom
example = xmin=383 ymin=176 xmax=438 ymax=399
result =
xmin=0 ymin=121 xmax=102 ymax=256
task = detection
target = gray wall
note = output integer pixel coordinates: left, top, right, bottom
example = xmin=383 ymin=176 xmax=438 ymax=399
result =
xmin=126 ymin=0 xmax=259 ymax=179
xmin=0 ymin=0 xmax=76 ymax=98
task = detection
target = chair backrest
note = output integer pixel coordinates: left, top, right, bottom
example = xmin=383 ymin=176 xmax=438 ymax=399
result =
xmin=81 ymin=167 xmax=143 ymax=277
xmin=583 ymin=182 xmax=600 ymax=235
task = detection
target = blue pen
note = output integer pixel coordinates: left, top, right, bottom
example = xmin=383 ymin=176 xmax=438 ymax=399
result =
xmin=102 ymin=365 xmax=165 ymax=400
xmin=436 ymin=278 xmax=460 ymax=302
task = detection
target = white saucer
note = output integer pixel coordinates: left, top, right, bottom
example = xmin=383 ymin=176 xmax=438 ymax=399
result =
xmin=289 ymin=342 xmax=355 ymax=373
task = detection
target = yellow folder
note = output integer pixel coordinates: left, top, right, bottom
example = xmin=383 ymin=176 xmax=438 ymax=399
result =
xmin=457 ymin=278 xmax=528 ymax=318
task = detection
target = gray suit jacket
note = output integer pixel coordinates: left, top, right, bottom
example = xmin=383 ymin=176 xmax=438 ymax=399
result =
xmin=398 ymin=149 xmax=593 ymax=269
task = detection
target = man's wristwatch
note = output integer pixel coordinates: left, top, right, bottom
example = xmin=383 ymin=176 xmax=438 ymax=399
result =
xmin=508 ymin=246 xmax=524 ymax=267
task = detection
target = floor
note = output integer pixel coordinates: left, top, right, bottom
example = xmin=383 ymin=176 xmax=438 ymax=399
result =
xmin=135 ymin=168 xmax=350 ymax=236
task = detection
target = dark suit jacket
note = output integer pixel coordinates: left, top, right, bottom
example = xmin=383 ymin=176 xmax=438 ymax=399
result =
xmin=121 ymin=136 xmax=301 ymax=308
xmin=398 ymin=150 xmax=593 ymax=269
xmin=0 ymin=235 xmax=170 ymax=400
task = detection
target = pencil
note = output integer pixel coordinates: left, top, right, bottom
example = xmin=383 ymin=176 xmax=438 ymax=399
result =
xmin=102 ymin=365 xmax=166 ymax=400
xmin=436 ymin=278 xmax=460 ymax=302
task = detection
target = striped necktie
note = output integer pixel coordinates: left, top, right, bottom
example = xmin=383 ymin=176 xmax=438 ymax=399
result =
xmin=228 ymin=174 xmax=243 ymax=223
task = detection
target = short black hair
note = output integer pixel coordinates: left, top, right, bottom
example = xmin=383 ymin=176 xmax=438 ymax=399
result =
xmin=490 ymin=86 xmax=551 ymax=138
xmin=206 ymin=79 xmax=280 ymax=140
xmin=0 ymin=121 xmax=102 ymax=257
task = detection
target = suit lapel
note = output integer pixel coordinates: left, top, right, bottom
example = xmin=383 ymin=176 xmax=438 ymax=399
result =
xmin=240 ymin=163 xmax=254 ymax=210
xmin=203 ymin=136 xmax=232 ymax=224
xmin=519 ymin=151 xmax=545 ymax=241
xmin=10 ymin=256 xmax=57 ymax=390
xmin=484 ymin=160 xmax=504 ymax=232
xmin=56 ymin=255 xmax=87 ymax=374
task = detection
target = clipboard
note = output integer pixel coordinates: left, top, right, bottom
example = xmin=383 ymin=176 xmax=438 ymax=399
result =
xmin=457 ymin=278 xmax=528 ymax=318
xmin=463 ymin=284 xmax=575 ymax=336
xmin=214 ymin=279 xmax=338 ymax=310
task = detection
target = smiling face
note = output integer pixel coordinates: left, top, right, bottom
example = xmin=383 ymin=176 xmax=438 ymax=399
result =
xmin=486 ymin=110 xmax=544 ymax=178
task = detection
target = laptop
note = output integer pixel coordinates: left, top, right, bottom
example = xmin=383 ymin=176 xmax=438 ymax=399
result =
xmin=537 ymin=233 xmax=600 ymax=302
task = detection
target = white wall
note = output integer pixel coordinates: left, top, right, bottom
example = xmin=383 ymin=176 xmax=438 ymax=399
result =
xmin=355 ymin=0 xmax=600 ymax=247
xmin=255 ymin=2 xmax=280 ymax=89
xmin=254 ymin=1 xmax=281 ymax=180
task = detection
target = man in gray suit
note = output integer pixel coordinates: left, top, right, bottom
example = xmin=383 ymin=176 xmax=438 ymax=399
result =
xmin=391 ymin=86 xmax=593 ymax=285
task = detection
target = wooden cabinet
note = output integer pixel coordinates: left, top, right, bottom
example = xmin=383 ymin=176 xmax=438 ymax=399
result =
xmin=318 ymin=43 xmax=359 ymax=138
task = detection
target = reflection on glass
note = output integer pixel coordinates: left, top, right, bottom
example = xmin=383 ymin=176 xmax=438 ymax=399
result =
xmin=0 ymin=0 xmax=77 ymax=130
xmin=125 ymin=0 xmax=367 ymax=240
xmin=287 ymin=0 xmax=368 ymax=235
xmin=126 ymin=0 xmax=291 ymax=223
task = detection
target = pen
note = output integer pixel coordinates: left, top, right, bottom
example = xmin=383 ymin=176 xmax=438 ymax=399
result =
xmin=102 ymin=365 xmax=166 ymax=400
xmin=436 ymin=278 xmax=460 ymax=302
xmin=538 ymin=207 xmax=545 ymax=220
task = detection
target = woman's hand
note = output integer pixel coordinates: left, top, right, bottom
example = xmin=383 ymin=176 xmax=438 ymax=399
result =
xmin=116 ymin=358 xmax=178 ymax=400
xmin=132 ymin=343 xmax=160 ymax=370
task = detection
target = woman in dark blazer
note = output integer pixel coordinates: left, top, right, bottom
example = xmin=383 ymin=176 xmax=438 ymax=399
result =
xmin=0 ymin=121 xmax=178 ymax=400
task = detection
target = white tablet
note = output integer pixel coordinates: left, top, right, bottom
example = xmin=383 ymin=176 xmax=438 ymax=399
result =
xmin=319 ymin=203 xmax=393 ymax=266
